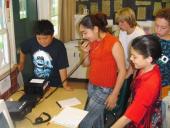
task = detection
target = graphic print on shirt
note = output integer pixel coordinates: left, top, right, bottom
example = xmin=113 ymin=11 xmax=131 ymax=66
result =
xmin=33 ymin=50 xmax=53 ymax=78
xmin=157 ymin=40 xmax=170 ymax=86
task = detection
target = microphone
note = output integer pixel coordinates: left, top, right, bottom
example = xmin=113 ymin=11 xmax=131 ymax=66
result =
xmin=71 ymin=39 xmax=88 ymax=44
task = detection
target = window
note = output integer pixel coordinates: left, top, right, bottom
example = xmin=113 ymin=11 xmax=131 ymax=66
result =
xmin=0 ymin=0 xmax=10 ymax=72
xmin=19 ymin=0 xmax=27 ymax=19
xmin=50 ymin=0 xmax=59 ymax=37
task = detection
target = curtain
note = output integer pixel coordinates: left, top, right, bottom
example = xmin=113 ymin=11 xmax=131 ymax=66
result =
xmin=58 ymin=0 xmax=76 ymax=43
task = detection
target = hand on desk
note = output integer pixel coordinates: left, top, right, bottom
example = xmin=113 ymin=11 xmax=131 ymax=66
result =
xmin=63 ymin=84 xmax=73 ymax=91
xmin=63 ymin=81 xmax=73 ymax=91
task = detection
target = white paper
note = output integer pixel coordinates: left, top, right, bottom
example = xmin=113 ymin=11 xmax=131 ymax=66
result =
xmin=30 ymin=79 xmax=44 ymax=83
xmin=0 ymin=75 xmax=11 ymax=95
xmin=51 ymin=107 xmax=88 ymax=128
xmin=57 ymin=97 xmax=81 ymax=108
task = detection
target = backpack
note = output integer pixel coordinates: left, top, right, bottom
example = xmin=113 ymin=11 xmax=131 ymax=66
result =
xmin=104 ymin=76 xmax=132 ymax=128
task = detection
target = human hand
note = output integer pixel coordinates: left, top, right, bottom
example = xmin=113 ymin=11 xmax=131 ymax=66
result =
xmin=105 ymin=93 xmax=118 ymax=110
xmin=17 ymin=63 xmax=24 ymax=72
xmin=63 ymin=82 xmax=73 ymax=91
xmin=80 ymin=41 xmax=90 ymax=53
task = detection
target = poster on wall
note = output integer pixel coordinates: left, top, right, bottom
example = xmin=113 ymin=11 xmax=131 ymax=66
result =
xmin=114 ymin=0 xmax=122 ymax=12
xmin=78 ymin=4 xmax=88 ymax=14
xmin=153 ymin=2 xmax=162 ymax=16
xmin=137 ymin=7 xmax=146 ymax=20
xmin=162 ymin=0 xmax=170 ymax=2
xmin=102 ymin=0 xmax=110 ymax=16
xmin=90 ymin=2 xmax=98 ymax=14
xmin=165 ymin=2 xmax=170 ymax=8
xmin=135 ymin=1 xmax=151 ymax=6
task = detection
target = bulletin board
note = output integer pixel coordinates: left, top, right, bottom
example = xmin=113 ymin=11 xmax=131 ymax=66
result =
xmin=76 ymin=0 xmax=170 ymax=22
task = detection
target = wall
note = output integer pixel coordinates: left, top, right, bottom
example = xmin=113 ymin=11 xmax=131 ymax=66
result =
xmin=76 ymin=0 xmax=170 ymax=21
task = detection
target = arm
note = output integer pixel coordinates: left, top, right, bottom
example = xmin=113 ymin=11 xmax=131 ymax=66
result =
xmin=59 ymin=68 xmax=72 ymax=91
xmin=105 ymin=42 xmax=126 ymax=110
xmin=126 ymin=64 xmax=134 ymax=78
xmin=111 ymin=115 xmax=131 ymax=128
xmin=18 ymin=50 xmax=26 ymax=71
xmin=82 ymin=52 xmax=90 ymax=66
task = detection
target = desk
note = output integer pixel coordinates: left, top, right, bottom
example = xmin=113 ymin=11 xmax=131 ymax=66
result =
xmin=10 ymin=87 xmax=88 ymax=128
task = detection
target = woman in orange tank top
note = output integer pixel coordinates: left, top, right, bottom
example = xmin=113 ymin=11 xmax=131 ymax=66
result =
xmin=79 ymin=13 xmax=126 ymax=128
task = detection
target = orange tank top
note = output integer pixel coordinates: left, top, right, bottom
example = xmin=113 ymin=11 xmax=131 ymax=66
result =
xmin=89 ymin=33 xmax=118 ymax=88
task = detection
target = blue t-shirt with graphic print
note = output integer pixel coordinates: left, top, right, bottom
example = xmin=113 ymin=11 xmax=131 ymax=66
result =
xmin=21 ymin=37 xmax=69 ymax=87
xmin=156 ymin=38 xmax=170 ymax=86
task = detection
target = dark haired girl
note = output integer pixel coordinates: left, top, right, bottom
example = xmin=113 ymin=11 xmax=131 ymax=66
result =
xmin=79 ymin=13 xmax=126 ymax=128
xmin=111 ymin=35 xmax=162 ymax=128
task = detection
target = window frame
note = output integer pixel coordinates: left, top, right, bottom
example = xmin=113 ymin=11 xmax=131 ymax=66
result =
xmin=0 ymin=0 xmax=16 ymax=78
xmin=50 ymin=0 xmax=59 ymax=37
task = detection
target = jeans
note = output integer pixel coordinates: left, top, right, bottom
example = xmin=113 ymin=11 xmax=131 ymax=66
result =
xmin=79 ymin=82 xmax=112 ymax=128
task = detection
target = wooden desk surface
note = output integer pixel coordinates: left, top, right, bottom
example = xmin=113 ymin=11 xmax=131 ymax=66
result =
xmin=10 ymin=87 xmax=87 ymax=128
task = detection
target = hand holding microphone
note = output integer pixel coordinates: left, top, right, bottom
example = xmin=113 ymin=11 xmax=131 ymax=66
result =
xmin=80 ymin=40 xmax=90 ymax=53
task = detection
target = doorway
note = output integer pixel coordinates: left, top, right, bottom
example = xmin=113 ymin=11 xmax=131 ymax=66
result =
xmin=12 ymin=0 xmax=38 ymax=82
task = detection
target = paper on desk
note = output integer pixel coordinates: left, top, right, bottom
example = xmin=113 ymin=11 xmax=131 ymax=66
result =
xmin=51 ymin=107 xmax=88 ymax=128
xmin=30 ymin=79 xmax=44 ymax=83
xmin=57 ymin=97 xmax=81 ymax=108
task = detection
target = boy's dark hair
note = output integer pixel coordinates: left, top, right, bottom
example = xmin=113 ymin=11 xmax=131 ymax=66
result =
xmin=34 ymin=20 xmax=54 ymax=35
xmin=79 ymin=13 xmax=108 ymax=32
xmin=131 ymin=35 xmax=162 ymax=64
xmin=155 ymin=8 xmax=170 ymax=25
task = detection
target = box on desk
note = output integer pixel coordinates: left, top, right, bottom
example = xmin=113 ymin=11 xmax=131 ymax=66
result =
xmin=0 ymin=66 xmax=19 ymax=99
xmin=24 ymin=78 xmax=49 ymax=97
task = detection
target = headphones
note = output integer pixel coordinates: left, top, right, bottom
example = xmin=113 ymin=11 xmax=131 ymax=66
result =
xmin=34 ymin=112 xmax=51 ymax=125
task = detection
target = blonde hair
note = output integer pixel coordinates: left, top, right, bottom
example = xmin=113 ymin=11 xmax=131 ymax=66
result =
xmin=116 ymin=7 xmax=137 ymax=27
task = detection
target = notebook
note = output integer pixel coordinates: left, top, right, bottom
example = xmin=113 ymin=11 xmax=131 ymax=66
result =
xmin=51 ymin=107 xmax=88 ymax=128
xmin=56 ymin=97 xmax=81 ymax=108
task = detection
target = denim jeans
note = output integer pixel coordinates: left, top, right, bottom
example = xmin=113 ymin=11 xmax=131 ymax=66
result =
xmin=79 ymin=82 xmax=112 ymax=128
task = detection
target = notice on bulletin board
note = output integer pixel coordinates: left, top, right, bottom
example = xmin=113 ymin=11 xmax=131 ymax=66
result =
xmin=137 ymin=7 xmax=146 ymax=20
xmin=102 ymin=0 xmax=110 ymax=16
xmin=166 ymin=2 xmax=170 ymax=8
xmin=162 ymin=0 xmax=170 ymax=2
xmin=114 ymin=0 xmax=123 ymax=12
xmin=78 ymin=4 xmax=87 ymax=14
xmin=90 ymin=2 xmax=98 ymax=14
xmin=153 ymin=2 xmax=162 ymax=16
xmin=136 ymin=1 xmax=151 ymax=6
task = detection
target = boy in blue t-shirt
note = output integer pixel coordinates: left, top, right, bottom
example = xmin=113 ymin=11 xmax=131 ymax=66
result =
xmin=18 ymin=20 xmax=72 ymax=90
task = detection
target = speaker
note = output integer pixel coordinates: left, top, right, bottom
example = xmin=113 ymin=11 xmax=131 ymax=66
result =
xmin=34 ymin=112 xmax=51 ymax=125
xmin=5 ymin=101 xmax=31 ymax=120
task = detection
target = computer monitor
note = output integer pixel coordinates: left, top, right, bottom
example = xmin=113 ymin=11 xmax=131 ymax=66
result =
xmin=0 ymin=99 xmax=14 ymax=128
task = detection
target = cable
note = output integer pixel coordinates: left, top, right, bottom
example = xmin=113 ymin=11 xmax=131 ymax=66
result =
xmin=24 ymin=116 xmax=34 ymax=126
xmin=37 ymin=53 xmax=89 ymax=105
xmin=42 ymin=40 xmax=89 ymax=99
